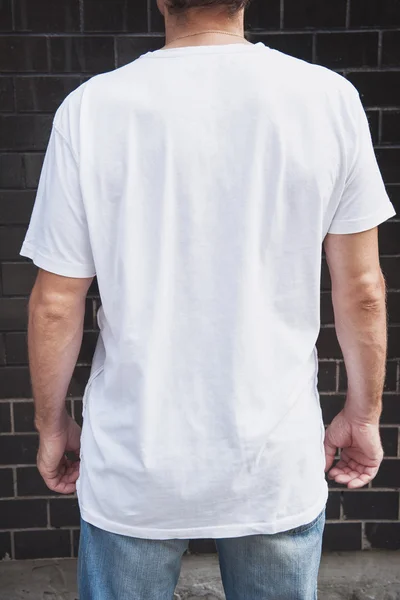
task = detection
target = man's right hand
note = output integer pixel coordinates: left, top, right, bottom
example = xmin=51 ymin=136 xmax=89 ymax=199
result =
xmin=37 ymin=413 xmax=81 ymax=495
xmin=324 ymin=408 xmax=383 ymax=489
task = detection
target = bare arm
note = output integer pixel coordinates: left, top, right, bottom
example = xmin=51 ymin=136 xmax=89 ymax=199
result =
xmin=29 ymin=269 xmax=93 ymax=493
xmin=323 ymin=227 xmax=386 ymax=488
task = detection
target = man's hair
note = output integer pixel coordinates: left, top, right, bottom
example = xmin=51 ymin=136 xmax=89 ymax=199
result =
xmin=166 ymin=0 xmax=251 ymax=14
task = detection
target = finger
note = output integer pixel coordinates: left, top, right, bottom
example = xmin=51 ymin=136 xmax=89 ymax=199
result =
xmin=327 ymin=460 xmax=350 ymax=478
xmin=324 ymin=441 xmax=337 ymax=472
xmin=347 ymin=474 xmax=373 ymax=489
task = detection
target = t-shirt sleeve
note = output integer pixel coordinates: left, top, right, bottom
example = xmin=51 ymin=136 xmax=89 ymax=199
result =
xmin=20 ymin=124 xmax=96 ymax=278
xmin=328 ymin=89 xmax=396 ymax=235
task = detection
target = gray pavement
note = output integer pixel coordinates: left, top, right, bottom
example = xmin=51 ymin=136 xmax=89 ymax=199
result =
xmin=0 ymin=551 xmax=399 ymax=599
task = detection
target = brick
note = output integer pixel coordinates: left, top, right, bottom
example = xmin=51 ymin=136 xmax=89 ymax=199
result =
xmin=388 ymin=292 xmax=400 ymax=324
xmin=317 ymin=328 xmax=342 ymax=359
xmin=2 ymin=262 xmax=36 ymax=296
xmin=0 ymin=0 xmax=12 ymax=30
xmin=321 ymin=259 xmax=331 ymax=291
xmin=366 ymin=111 xmax=379 ymax=145
xmin=0 ymin=77 xmax=14 ymax=112
xmin=88 ymin=277 xmax=99 ymax=297
xmin=149 ymin=0 xmax=165 ymax=32
xmin=249 ymin=33 xmax=313 ymax=62
xmin=23 ymin=153 xmax=45 ymax=188
xmin=50 ymin=498 xmax=80 ymax=527
xmin=116 ymin=36 xmax=165 ymax=67
xmin=5 ymin=332 xmax=28 ymax=364
xmin=51 ymin=37 xmax=115 ymax=74
xmin=381 ymin=110 xmax=400 ymax=145
xmin=15 ymin=77 xmax=82 ymax=112
xmin=318 ymin=362 xmax=336 ymax=392
xmin=73 ymin=528 xmax=80 ymax=557
xmin=14 ymin=0 xmax=80 ymax=32
xmin=0 ymin=190 xmax=35 ymax=224
xmin=326 ymin=491 xmax=341 ymax=519
xmin=388 ymin=328 xmax=400 ymax=359
xmin=343 ymin=490 xmax=399 ymax=520
xmin=347 ymin=72 xmax=400 ymax=108
xmin=381 ymin=396 xmax=400 ymax=425
xmin=14 ymin=529 xmax=71 ymax=559
xmin=379 ymin=221 xmax=400 ymax=254
xmin=0 ymin=298 xmax=28 ymax=332
xmin=386 ymin=186 xmax=400 ymax=215
xmin=0 ymin=434 xmax=37 ymax=465
xmin=84 ymin=0 xmax=148 ymax=33
xmin=0 ymin=154 xmax=25 ymax=188
xmin=377 ymin=150 xmax=400 ymax=186
xmin=78 ymin=331 xmax=98 ymax=364
xmin=381 ymin=257 xmax=400 ymax=290
xmin=382 ymin=31 xmax=400 ymax=68
xmin=13 ymin=401 xmax=35 ymax=433
xmin=245 ymin=0 xmax=281 ymax=31
xmin=323 ymin=523 xmax=362 ymax=551
xmin=350 ymin=0 xmax=400 ymax=27
xmin=0 ymin=468 xmax=14 ymax=497
xmin=84 ymin=298 xmax=95 ymax=329
xmin=365 ymin=523 xmax=400 ymax=550
xmin=0 ymin=498 xmax=47 ymax=528
xmin=0 ymin=115 xmax=52 ymax=151
xmin=321 ymin=293 xmax=334 ymax=325
xmin=17 ymin=466 xmax=58 ymax=496
xmin=0 ymin=335 xmax=5 ymax=365
xmin=189 ymin=539 xmax=217 ymax=554
xmin=372 ymin=460 xmax=400 ymax=488
xmin=380 ymin=428 xmax=399 ymax=457
xmin=0 ymin=402 xmax=11 ymax=432
xmin=339 ymin=361 xmax=398 ymax=393
xmin=320 ymin=394 xmax=345 ymax=425
xmin=68 ymin=366 xmax=90 ymax=397
xmin=284 ymin=0 xmax=347 ymax=29
xmin=0 ymin=227 xmax=27 ymax=261
xmin=0 ymin=367 xmax=31 ymax=399
xmin=316 ymin=32 xmax=378 ymax=69
xmin=0 ymin=37 xmax=48 ymax=72
xmin=73 ymin=399 xmax=83 ymax=427
xmin=0 ymin=532 xmax=12 ymax=560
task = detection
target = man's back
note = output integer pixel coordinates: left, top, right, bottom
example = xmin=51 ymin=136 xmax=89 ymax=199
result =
xmin=22 ymin=42 xmax=394 ymax=538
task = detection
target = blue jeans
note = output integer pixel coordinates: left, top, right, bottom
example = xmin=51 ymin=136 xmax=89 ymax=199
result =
xmin=78 ymin=509 xmax=325 ymax=600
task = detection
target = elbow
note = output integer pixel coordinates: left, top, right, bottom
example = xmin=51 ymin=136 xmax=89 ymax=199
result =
xmin=334 ymin=272 xmax=386 ymax=312
xmin=356 ymin=273 xmax=386 ymax=311
xmin=28 ymin=287 xmax=82 ymax=323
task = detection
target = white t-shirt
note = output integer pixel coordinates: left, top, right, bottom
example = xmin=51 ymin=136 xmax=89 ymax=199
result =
xmin=21 ymin=42 xmax=395 ymax=539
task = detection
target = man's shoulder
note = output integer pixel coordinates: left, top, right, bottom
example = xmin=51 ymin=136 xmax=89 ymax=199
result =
xmin=267 ymin=48 xmax=358 ymax=100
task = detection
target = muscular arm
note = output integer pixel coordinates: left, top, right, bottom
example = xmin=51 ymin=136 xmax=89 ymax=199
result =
xmin=325 ymin=228 xmax=387 ymax=423
xmin=28 ymin=269 xmax=93 ymax=493
xmin=323 ymin=227 xmax=386 ymax=487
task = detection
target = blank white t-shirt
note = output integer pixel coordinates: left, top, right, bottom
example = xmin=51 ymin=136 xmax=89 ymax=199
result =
xmin=21 ymin=42 xmax=395 ymax=539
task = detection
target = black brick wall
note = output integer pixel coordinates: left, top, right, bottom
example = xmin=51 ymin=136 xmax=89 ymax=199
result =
xmin=0 ymin=0 xmax=399 ymax=559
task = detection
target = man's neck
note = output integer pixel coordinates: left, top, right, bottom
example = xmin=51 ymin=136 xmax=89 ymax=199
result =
xmin=163 ymin=8 xmax=248 ymax=49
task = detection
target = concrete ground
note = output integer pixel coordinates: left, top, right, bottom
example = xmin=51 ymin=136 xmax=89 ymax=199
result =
xmin=0 ymin=552 xmax=399 ymax=600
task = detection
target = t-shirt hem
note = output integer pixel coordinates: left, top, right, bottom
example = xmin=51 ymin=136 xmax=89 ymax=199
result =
xmin=78 ymin=486 xmax=328 ymax=540
xmin=20 ymin=241 xmax=96 ymax=278
xmin=328 ymin=205 xmax=396 ymax=235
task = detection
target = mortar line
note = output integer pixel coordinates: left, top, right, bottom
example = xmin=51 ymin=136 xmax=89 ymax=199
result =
xmin=9 ymin=400 xmax=14 ymax=434
xmin=79 ymin=0 xmax=84 ymax=32
xmin=345 ymin=0 xmax=351 ymax=28
xmin=147 ymin=0 xmax=152 ymax=33
xmin=279 ymin=0 xmax=284 ymax=29
xmin=377 ymin=30 xmax=383 ymax=68
xmin=10 ymin=531 xmax=15 ymax=560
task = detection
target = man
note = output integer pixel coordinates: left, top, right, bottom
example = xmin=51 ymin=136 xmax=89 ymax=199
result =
xmin=22 ymin=0 xmax=395 ymax=598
